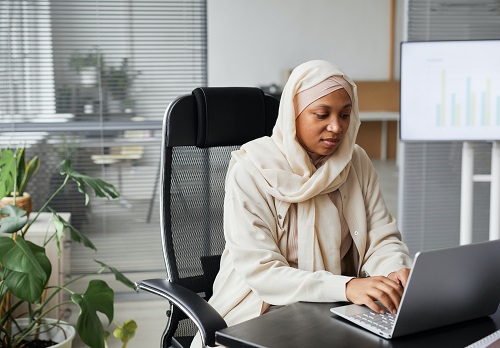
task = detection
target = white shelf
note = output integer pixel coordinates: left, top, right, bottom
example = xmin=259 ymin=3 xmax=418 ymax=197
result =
xmin=359 ymin=111 xmax=399 ymax=122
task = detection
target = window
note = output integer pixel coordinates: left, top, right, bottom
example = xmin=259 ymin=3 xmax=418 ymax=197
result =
xmin=1 ymin=0 xmax=207 ymax=294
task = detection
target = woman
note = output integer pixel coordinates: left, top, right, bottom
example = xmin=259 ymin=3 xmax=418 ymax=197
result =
xmin=193 ymin=60 xmax=412 ymax=347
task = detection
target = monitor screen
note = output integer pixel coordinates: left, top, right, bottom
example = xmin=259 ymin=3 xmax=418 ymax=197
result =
xmin=400 ymin=40 xmax=500 ymax=141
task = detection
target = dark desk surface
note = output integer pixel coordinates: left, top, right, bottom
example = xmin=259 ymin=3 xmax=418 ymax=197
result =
xmin=216 ymin=302 xmax=500 ymax=348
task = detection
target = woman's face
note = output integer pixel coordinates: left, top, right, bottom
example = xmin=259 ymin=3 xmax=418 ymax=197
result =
xmin=295 ymin=88 xmax=352 ymax=161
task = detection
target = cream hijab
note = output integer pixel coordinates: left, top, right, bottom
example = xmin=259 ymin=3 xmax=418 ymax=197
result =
xmin=231 ymin=60 xmax=361 ymax=273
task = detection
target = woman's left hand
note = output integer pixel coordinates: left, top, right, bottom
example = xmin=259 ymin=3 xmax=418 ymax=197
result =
xmin=387 ymin=268 xmax=411 ymax=288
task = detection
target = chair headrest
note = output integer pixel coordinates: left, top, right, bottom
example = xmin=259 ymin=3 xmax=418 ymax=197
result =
xmin=192 ymin=87 xmax=274 ymax=147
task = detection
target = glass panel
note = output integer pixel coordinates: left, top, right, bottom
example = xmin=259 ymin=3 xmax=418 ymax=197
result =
xmin=1 ymin=0 xmax=207 ymax=295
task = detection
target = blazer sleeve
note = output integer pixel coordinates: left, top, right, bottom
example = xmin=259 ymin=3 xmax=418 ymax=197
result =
xmin=352 ymin=146 xmax=413 ymax=277
xmin=223 ymin=160 xmax=353 ymax=305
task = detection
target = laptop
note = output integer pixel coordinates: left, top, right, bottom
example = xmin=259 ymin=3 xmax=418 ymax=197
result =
xmin=330 ymin=239 xmax=500 ymax=339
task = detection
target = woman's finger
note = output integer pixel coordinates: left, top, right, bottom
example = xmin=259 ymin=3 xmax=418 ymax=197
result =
xmin=346 ymin=277 xmax=404 ymax=314
xmin=366 ymin=280 xmax=400 ymax=314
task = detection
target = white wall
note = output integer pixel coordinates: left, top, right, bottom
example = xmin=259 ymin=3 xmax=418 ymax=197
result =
xmin=207 ymin=0 xmax=399 ymax=87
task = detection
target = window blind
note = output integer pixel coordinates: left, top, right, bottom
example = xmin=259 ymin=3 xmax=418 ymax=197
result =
xmin=407 ymin=0 xmax=500 ymax=41
xmin=0 ymin=0 xmax=207 ymax=293
xmin=400 ymin=0 xmax=499 ymax=255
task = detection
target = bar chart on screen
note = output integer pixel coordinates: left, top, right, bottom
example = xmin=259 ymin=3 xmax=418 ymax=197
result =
xmin=434 ymin=70 xmax=500 ymax=128
xmin=401 ymin=40 xmax=500 ymax=247
xmin=401 ymin=40 xmax=500 ymax=141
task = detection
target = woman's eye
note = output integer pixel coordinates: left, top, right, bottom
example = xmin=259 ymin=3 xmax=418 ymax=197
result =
xmin=340 ymin=113 xmax=350 ymax=119
xmin=315 ymin=113 xmax=328 ymax=119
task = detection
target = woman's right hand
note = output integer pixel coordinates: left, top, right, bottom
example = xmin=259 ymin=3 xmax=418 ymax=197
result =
xmin=345 ymin=276 xmax=404 ymax=314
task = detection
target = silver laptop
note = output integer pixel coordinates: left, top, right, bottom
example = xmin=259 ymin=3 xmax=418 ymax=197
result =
xmin=330 ymin=239 xmax=500 ymax=339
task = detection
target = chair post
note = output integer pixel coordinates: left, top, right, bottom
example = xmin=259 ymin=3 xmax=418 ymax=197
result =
xmin=202 ymin=148 xmax=211 ymax=256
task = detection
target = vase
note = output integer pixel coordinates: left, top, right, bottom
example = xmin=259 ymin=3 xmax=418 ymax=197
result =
xmin=11 ymin=318 xmax=76 ymax=348
xmin=79 ymin=67 xmax=98 ymax=86
xmin=0 ymin=192 xmax=32 ymax=217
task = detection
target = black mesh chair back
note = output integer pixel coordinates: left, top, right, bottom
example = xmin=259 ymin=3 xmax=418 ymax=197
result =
xmin=159 ymin=87 xmax=279 ymax=347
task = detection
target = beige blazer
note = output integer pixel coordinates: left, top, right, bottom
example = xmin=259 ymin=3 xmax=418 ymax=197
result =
xmin=207 ymin=145 xmax=412 ymax=328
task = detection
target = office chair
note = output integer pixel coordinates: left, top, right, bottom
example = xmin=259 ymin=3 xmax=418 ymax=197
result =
xmin=136 ymin=87 xmax=279 ymax=348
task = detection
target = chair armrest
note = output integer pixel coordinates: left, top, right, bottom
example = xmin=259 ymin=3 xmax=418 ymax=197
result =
xmin=135 ymin=278 xmax=227 ymax=347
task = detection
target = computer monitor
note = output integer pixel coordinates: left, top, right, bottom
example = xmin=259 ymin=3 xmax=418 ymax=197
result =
xmin=400 ymin=40 xmax=500 ymax=141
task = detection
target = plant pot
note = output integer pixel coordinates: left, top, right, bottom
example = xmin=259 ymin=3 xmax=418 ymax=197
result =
xmin=11 ymin=318 xmax=76 ymax=348
xmin=79 ymin=67 xmax=98 ymax=86
xmin=0 ymin=192 xmax=32 ymax=217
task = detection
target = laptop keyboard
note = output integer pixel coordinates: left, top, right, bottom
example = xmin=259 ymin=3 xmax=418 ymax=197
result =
xmin=350 ymin=311 xmax=396 ymax=333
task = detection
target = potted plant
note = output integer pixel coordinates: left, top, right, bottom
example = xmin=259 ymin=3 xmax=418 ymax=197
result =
xmin=0 ymin=148 xmax=40 ymax=216
xmin=102 ymin=58 xmax=140 ymax=113
xmin=0 ymin=150 xmax=137 ymax=348
xmin=69 ymin=50 xmax=103 ymax=86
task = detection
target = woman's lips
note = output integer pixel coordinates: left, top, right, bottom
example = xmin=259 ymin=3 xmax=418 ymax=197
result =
xmin=322 ymin=138 xmax=340 ymax=148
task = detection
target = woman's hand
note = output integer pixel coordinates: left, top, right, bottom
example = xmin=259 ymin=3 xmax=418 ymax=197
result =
xmin=388 ymin=267 xmax=411 ymax=287
xmin=345 ymin=276 xmax=404 ymax=314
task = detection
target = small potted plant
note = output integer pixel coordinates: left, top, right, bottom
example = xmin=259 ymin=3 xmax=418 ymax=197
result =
xmin=0 ymin=147 xmax=40 ymax=216
xmin=69 ymin=50 xmax=103 ymax=86
xmin=102 ymin=58 xmax=140 ymax=113
xmin=0 ymin=149 xmax=137 ymax=348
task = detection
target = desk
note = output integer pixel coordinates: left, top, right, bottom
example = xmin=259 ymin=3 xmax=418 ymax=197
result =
xmin=216 ymin=302 xmax=500 ymax=348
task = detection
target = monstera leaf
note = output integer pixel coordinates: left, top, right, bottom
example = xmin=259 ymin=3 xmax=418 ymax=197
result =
xmin=60 ymin=159 xmax=119 ymax=205
xmin=0 ymin=237 xmax=51 ymax=303
xmin=0 ymin=205 xmax=28 ymax=234
xmin=72 ymin=279 xmax=114 ymax=348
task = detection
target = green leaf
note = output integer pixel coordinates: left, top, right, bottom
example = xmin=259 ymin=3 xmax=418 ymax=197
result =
xmin=2 ymin=269 xmax=46 ymax=304
xmin=18 ymin=155 xmax=40 ymax=195
xmin=0 ymin=238 xmax=51 ymax=302
xmin=50 ymin=210 xmax=97 ymax=251
xmin=72 ymin=279 xmax=114 ymax=348
xmin=94 ymin=260 xmax=135 ymax=289
xmin=1 ymin=267 xmax=7 ymax=293
xmin=0 ymin=147 xmax=39 ymax=197
xmin=0 ymin=148 xmax=16 ymax=198
xmin=60 ymin=159 xmax=120 ymax=205
xmin=113 ymin=319 xmax=137 ymax=345
xmin=0 ymin=238 xmax=47 ymax=275
xmin=0 ymin=205 xmax=28 ymax=234
xmin=16 ymin=148 xmax=27 ymax=192
xmin=0 ymin=281 xmax=7 ymax=306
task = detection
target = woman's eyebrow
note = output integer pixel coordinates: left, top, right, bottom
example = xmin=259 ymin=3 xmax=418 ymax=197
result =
xmin=313 ymin=103 xmax=352 ymax=109
xmin=312 ymin=103 xmax=332 ymax=109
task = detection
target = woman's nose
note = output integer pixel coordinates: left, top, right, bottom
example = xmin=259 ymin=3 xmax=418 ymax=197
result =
xmin=326 ymin=119 xmax=341 ymax=133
